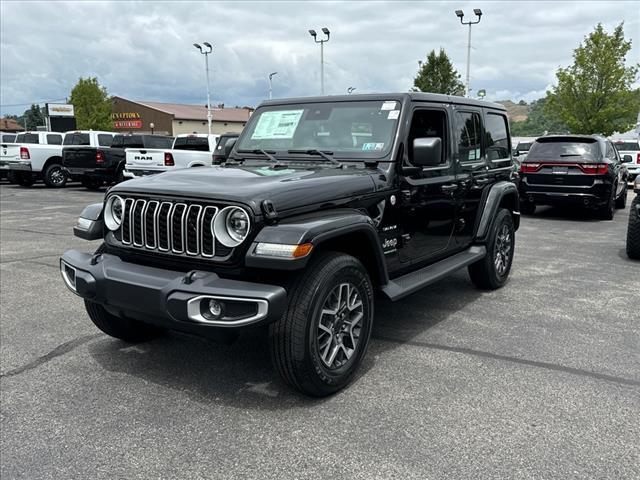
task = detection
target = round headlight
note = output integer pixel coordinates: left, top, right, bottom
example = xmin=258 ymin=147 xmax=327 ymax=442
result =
xmin=104 ymin=195 xmax=124 ymax=231
xmin=212 ymin=206 xmax=251 ymax=247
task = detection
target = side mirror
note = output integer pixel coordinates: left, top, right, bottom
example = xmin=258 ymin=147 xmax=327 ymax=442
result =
xmin=224 ymin=138 xmax=237 ymax=159
xmin=623 ymin=154 xmax=633 ymax=163
xmin=412 ymin=137 xmax=442 ymax=167
xmin=512 ymin=149 xmax=519 ymax=157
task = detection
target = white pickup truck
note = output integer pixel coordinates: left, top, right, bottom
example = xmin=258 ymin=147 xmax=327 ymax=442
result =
xmin=1 ymin=131 xmax=66 ymax=187
xmin=124 ymin=133 xmax=220 ymax=178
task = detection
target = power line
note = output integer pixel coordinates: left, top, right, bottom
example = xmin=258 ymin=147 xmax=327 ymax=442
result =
xmin=0 ymin=98 xmax=67 ymax=108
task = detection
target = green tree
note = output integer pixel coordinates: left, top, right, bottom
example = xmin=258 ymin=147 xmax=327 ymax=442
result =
xmin=510 ymin=98 xmax=568 ymax=136
xmin=69 ymin=77 xmax=113 ymax=130
xmin=413 ymin=48 xmax=465 ymax=95
xmin=22 ymin=104 xmax=44 ymax=130
xmin=546 ymin=22 xmax=640 ymax=136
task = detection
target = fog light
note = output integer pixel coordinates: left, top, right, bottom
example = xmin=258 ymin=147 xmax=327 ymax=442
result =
xmin=208 ymin=300 xmax=223 ymax=318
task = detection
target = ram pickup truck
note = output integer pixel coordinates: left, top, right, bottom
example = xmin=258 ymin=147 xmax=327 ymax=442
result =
xmin=61 ymin=93 xmax=520 ymax=397
xmin=124 ymin=133 xmax=219 ymax=178
xmin=61 ymin=133 xmax=173 ymax=189
xmin=61 ymin=131 xmax=117 ymax=189
xmin=2 ymin=131 xmax=66 ymax=187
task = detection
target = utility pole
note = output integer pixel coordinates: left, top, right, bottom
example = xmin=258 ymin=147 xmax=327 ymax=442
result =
xmin=309 ymin=27 xmax=330 ymax=95
xmin=194 ymin=42 xmax=213 ymax=135
xmin=455 ymin=9 xmax=482 ymax=98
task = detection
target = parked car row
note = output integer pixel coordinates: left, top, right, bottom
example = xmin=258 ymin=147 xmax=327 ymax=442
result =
xmin=1 ymin=130 xmax=239 ymax=189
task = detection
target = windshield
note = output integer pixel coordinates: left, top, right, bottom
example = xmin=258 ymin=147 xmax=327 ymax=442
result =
xmin=614 ymin=141 xmax=639 ymax=151
xmin=237 ymin=100 xmax=401 ymax=159
xmin=527 ymin=139 xmax=601 ymax=161
xmin=63 ymin=133 xmax=90 ymax=146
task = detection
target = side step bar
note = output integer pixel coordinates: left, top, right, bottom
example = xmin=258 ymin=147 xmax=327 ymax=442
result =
xmin=381 ymin=245 xmax=486 ymax=301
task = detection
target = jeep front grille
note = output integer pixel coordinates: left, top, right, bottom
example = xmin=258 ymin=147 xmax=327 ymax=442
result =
xmin=116 ymin=197 xmax=232 ymax=259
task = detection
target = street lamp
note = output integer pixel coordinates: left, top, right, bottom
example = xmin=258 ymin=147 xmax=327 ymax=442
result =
xmin=268 ymin=72 xmax=278 ymax=100
xmin=309 ymin=27 xmax=330 ymax=95
xmin=150 ymin=122 xmax=155 ymax=134
xmin=347 ymin=87 xmax=356 ymax=94
xmin=194 ymin=42 xmax=213 ymax=135
xmin=455 ymin=9 xmax=482 ymax=98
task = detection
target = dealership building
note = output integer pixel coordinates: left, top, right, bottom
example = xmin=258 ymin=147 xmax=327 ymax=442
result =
xmin=111 ymin=96 xmax=253 ymax=136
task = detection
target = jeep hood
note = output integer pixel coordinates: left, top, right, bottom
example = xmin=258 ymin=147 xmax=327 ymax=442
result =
xmin=111 ymin=164 xmax=378 ymax=215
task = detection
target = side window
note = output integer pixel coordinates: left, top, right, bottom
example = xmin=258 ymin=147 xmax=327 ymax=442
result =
xmin=110 ymin=136 xmax=124 ymax=148
xmin=98 ymin=134 xmax=113 ymax=147
xmin=407 ymin=109 xmax=448 ymax=165
xmin=485 ymin=113 xmax=511 ymax=163
xmin=46 ymin=134 xmax=62 ymax=145
xmin=456 ymin=111 xmax=482 ymax=163
xmin=606 ymin=142 xmax=618 ymax=161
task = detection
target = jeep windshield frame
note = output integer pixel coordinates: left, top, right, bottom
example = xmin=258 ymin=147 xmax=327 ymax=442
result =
xmin=235 ymin=100 xmax=402 ymax=161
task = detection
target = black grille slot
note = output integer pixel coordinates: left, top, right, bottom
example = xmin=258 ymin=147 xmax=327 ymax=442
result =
xmin=157 ymin=202 xmax=172 ymax=251
xmin=171 ymin=204 xmax=186 ymax=253
xmin=144 ymin=201 xmax=159 ymax=248
xmin=201 ymin=206 xmax=217 ymax=257
xmin=132 ymin=200 xmax=145 ymax=246
xmin=185 ymin=205 xmax=202 ymax=255
xmin=121 ymin=198 xmax=134 ymax=244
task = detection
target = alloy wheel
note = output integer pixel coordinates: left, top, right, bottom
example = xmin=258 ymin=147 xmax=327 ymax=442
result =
xmin=494 ymin=223 xmax=512 ymax=276
xmin=317 ymin=282 xmax=364 ymax=369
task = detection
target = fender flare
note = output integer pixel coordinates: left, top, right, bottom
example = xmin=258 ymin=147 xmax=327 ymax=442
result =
xmin=245 ymin=209 xmax=389 ymax=284
xmin=473 ymin=181 xmax=520 ymax=242
xmin=73 ymin=203 xmax=104 ymax=240
xmin=42 ymin=155 xmax=63 ymax=173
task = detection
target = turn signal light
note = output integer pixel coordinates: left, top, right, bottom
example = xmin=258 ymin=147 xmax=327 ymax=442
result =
xmin=255 ymin=242 xmax=314 ymax=258
xmin=164 ymin=152 xmax=175 ymax=166
xmin=20 ymin=147 xmax=30 ymax=160
xmin=95 ymin=151 xmax=105 ymax=164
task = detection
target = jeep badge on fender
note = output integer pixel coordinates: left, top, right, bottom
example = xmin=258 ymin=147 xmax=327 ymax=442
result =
xmin=60 ymin=92 xmax=519 ymax=397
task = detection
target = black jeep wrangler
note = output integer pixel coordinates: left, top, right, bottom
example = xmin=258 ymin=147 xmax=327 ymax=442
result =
xmin=60 ymin=93 xmax=520 ymax=396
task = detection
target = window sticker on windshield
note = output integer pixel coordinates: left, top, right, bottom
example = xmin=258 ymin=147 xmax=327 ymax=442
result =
xmin=387 ymin=110 xmax=400 ymax=120
xmin=251 ymin=110 xmax=304 ymax=140
xmin=362 ymin=142 xmax=384 ymax=151
xmin=381 ymin=101 xmax=397 ymax=110
xmin=253 ymin=166 xmax=297 ymax=176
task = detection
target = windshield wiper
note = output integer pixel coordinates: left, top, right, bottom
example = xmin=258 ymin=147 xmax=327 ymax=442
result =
xmin=287 ymin=149 xmax=343 ymax=167
xmin=236 ymin=149 xmax=286 ymax=167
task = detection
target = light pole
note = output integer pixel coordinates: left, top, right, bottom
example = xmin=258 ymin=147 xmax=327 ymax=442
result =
xmin=194 ymin=42 xmax=213 ymax=135
xmin=455 ymin=9 xmax=482 ymax=98
xmin=309 ymin=27 xmax=330 ymax=95
xmin=347 ymin=87 xmax=356 ymax=94
xmin=150 ymin=122 xmax=155 ymax=134
xmin=268 ymin=72 xmax=278 ymax=100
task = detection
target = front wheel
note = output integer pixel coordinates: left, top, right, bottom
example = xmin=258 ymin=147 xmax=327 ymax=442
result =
xmin=269 ymin=252 xmax=374 ymax=397
xmin=43 ymin=163 xmax=67 ymax=188
xmin=81 ymin=177 xmax=104 ymax=190
xmin=468 ymin=208 xmax=515 ymax=290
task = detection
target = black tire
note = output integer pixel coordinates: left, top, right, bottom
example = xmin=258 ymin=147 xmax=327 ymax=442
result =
xmin=626 ymin=196 xmax=640 ymax=260
xmin=81 ymin=177 xmax=104 ymax=190
xmin=16 ymin=172 xmax=34 ymax=187
xmin=84 ymin=300 xmax=163 ymax=343
xmin=43 ymin=163 xmax=67 ymax=188
xmin=115 ymin=166 xmax=126 ymax=184
xmin=468 ymin=208 xmax=515 ymax=290
xmin=269 ymin=252 xmax=374 ymax=397
xmin=598 ymin=185 xmax=616 ymax=220
xmin=615 ymin=184 xmax=627 ymax=209
xmin=6 ymin=171 xmax=17 ymax=184
xmin=520 ymin=201 xmax=536 ymax=215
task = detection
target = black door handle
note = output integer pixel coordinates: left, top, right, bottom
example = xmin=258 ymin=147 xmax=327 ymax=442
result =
xmin=441 ymin=184 xmax=458 ymax=193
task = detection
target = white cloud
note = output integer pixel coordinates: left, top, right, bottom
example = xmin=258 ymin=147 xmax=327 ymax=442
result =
xmin=1 ymin=0 xmax=638 ymax=116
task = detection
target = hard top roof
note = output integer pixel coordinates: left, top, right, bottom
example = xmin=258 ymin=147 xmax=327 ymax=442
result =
xmin=260 ymin=92 xmax=506 ymax=111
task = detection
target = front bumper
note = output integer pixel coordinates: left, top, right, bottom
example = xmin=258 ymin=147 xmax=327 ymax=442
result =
xmin=60 ymin=250 xmax=287 ymax=332
xmin=4 ymin=160 xmax=32 ymax=172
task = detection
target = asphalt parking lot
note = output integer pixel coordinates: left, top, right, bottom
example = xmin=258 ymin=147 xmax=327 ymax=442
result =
xmin=1 ymin=182 xmax=639 ymax=480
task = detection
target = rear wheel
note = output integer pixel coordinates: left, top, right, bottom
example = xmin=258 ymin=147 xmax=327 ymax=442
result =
xmin=626 ymin=196 xmax=640 ymax=260
xmin=81 ymin=177 xmax=104 ymax=190
xmin=43 ymin=163 xmax=67 ymax=188
xmin=16 ymin=172 xmax=34 ymax=187
xmin=598 ymin=186 xmax=616 ymax=220
xmin=6 ymin=171 xmax=17 ymax=184
xmin=84 ymin=300 xmax=163 ymax=343
xmin=469 ymin=208 xmax=515 ymax=290
xmin=615 ymin=184 xmax=627 ymax=209
xmin=520 ymin=201 xmax=536 ymax=215
xmin=269 ymin=252 xmax=374 ymax=397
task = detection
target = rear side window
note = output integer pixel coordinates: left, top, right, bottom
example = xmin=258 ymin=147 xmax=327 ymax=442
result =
xmin=46 ymin=134 xmax=62 ymax=145
xmin=485 ymin=113 xmax=510 ymax=162
xmin=98 ymin=134 xmax=113 ymax=147
xmin=614 ymin=141 xmax=639 ymax=151
xmin=456 ymin=112 xmax=482 ymax=162
xmin=16 ymin=133 xmax=39 ymax=144
xmin=527 ymin=139 xmax=601 ymax=161
xmin=63 ymin=133 xmax=90 ymax=145
xmin=2 ymin=134 xmax=16 ymax=143
xmin=173 ymin=136 xmax=210 ymax=151
xmin=144 ymin=136 xmax=173 ymax=148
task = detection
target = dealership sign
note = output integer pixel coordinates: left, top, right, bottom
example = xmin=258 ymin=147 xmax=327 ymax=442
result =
xmin=114 ymin=119 xmax=143 ymax=129
xmin=47 ymin=103 xmax=74 ymax=117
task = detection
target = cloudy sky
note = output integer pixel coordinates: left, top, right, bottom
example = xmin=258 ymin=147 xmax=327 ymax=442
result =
xmin=1 ymin=0 xmax=638 ymax=117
